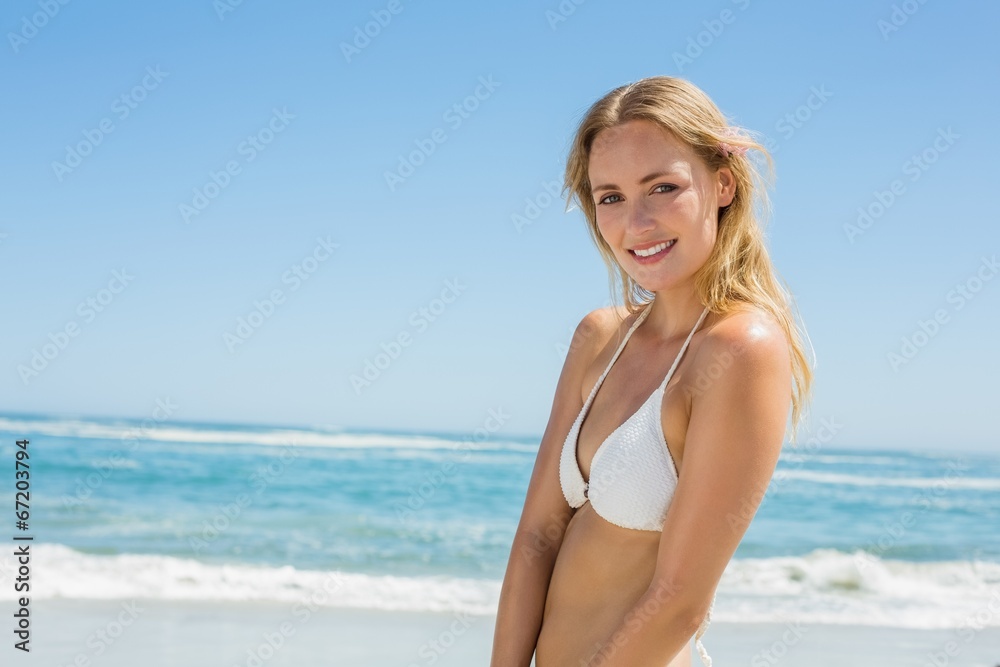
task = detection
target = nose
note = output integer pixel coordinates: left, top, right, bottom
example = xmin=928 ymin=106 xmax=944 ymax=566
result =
xmin=625 ymin=195 xmax=657 ymax=235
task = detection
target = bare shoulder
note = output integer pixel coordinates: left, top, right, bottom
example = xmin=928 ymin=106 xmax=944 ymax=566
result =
xmin=508 ymin=304 xmax=643 ymax=548
xmin=567 ymin=304 xmax=636 ymax=364
xmin=693 ymin=303 xmax=791 ymax=382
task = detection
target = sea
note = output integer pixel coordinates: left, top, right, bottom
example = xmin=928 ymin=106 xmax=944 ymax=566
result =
xmin=0 ymin=412 xmax=997 ymax=630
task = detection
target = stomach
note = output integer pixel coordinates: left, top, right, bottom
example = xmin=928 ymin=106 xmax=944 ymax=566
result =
xmin=534 ymin=502 xmax=691 ymax=667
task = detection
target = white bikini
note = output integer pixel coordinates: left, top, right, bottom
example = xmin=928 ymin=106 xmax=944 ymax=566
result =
xmin=558 ymin=300 xmax=715 ymax=666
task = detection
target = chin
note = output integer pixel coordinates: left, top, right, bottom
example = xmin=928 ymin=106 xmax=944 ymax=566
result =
xmin=633 ymin=270 xmax=692 ymax=293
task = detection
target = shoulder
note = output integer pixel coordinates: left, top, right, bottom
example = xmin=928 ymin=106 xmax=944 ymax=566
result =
xmin=567 ymin=304 xmax=638 ymax=360
xmin=693 ymin=303 xmax=790 ymax=384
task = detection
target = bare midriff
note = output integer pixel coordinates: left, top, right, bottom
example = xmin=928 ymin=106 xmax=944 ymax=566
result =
xmin=534 ymin=503 xmax=692 ymax=667
xmin=532 ymin=307 xmax=720 ymax=666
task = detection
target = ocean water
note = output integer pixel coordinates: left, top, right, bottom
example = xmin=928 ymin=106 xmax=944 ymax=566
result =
xmin=0 ymin=412 xmax=997 ymax=629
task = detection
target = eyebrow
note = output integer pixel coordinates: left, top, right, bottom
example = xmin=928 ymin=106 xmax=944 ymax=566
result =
xmin=591 ymin=171 xmax=675 ymax=194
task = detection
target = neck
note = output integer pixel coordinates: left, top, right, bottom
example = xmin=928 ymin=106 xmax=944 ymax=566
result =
xmin=642 ymin=287 xmax=707 ymax=341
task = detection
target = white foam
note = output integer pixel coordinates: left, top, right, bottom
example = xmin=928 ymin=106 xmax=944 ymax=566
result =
xmin=779 ymin=453 xmax=902 ymax=466
xmin=0 ymin=544 xmax=498 ymax=615
xmin=2 ymin=545 xmax=998 ymax=628
xmin=772 ymin=469 xmax=1000 ymax=490
xmin=0 ymin=416 xmax=536 ymax=453
xmin=719 ymin=548 xmax=1000 ymax=628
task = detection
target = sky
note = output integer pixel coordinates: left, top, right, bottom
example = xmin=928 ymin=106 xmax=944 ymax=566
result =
xmin=2 ymin=0 xmax=998 ymax=452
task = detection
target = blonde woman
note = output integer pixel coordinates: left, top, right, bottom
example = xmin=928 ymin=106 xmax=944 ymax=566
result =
xmin=491 ymin=76 xmax=814 ymax=666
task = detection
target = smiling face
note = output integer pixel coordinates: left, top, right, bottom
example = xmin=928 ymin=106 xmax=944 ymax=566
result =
xmin=588 ymin=118 xmax=735 ymax=293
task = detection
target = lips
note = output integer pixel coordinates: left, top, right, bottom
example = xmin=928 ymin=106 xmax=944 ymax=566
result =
xmin=628 ymin=239 xmax=676 ymax=258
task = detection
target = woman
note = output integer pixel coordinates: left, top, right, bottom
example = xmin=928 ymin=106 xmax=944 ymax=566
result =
xmin=490 ymin=76 xmax=814 ymax=666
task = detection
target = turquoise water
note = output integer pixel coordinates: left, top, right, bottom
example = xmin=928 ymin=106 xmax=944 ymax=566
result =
xmin=1 ymin=412 xmax=997 ymax=627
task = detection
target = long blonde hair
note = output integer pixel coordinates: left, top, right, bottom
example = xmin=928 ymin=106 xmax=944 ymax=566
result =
xmin=563 ymin=75 xmax=814 ymax=443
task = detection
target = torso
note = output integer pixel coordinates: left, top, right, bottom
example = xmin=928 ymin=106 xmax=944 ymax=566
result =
xmin=535 ymin=304 xmax=721 ymax=667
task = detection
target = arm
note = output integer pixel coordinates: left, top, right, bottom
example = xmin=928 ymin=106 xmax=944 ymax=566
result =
xmin=587 ymin=311 xmax=792 ymax=666
xmin=490 ymin=309 xmax=611 ymax=667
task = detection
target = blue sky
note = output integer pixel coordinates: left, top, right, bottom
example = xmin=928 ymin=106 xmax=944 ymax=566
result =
xmin=2 ymin=0 xmax=997 ymax=452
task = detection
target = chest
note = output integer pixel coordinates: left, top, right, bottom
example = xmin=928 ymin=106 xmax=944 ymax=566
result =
xmin=575 ymin=348 xmax=697 ymax=482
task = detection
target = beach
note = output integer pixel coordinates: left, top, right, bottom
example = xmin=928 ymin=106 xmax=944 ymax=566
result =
xmin=21 ymin=599 xmax=1000 ymax=666
xmin=1 ymin=414 xmax=998 ymax=666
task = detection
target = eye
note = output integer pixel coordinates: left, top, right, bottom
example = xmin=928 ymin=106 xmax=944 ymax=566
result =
xmin=597 ymin=184 xmax=676 ymax=205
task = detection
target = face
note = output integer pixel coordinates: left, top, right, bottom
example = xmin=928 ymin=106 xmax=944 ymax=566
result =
xmin=587 ymin=118 xmax=735 ymax=293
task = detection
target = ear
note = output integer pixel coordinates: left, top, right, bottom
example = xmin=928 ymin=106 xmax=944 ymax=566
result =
xmin=716 ymin=166 xmax=736 ymax=208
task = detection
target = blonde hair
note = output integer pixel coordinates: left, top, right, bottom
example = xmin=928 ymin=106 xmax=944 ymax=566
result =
xmin=563 ymin=75 xmax=814 ymax=443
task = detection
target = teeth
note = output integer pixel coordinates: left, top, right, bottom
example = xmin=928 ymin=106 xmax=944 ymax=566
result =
xmin=633 ymin=240 xmax=675 ymax=257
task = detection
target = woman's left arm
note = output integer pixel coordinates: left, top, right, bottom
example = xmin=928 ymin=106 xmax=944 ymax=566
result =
xmin=589 ymin=312 xmax=793 ymax=667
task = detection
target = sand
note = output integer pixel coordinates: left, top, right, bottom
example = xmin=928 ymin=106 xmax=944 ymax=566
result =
xmin=16 ymin=599 xmax=1000 ymax=666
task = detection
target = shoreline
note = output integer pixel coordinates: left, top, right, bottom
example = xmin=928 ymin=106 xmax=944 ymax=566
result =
xmin=15 ymin=599 xmax=1000 ymax=666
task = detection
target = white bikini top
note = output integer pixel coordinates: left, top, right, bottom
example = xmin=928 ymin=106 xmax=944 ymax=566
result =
xmin=558 ymin=299 xmax=716 ymax=665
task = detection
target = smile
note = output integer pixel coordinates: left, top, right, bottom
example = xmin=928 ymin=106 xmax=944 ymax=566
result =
xmin=628 ymin=239 xmax=676 ymax=261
